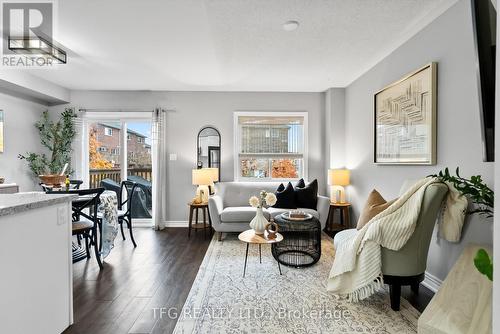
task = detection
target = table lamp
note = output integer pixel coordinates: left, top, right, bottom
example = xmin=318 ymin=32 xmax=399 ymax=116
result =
xmin=192 ymin=168 xmax=212 ymax=203
xmin=205 ymin=168 xmax=219 ymax=195
xmin=328 ymin=169 xmax=350 ymax=203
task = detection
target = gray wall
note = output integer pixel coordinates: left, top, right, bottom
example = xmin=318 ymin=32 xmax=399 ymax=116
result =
xmin=0 ymin=92 xmax=45 ymax=191
xmin=343 ymin=0 xmax=493 ymax=281
xmin=324 ymin=88 xmax=346 ymax=196
xmin=67 ymin=90 xmax=326 ymax=222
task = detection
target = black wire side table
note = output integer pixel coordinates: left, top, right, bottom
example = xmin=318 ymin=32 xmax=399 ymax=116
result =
xmin=271 ymin=215 xmax=321 ymax=268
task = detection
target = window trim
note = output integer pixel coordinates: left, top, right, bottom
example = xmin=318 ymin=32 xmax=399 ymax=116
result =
xmin=104 ymin=127 xmax=113 ymax=136
xmin=233 ymin=111 xmax=308 ymax=182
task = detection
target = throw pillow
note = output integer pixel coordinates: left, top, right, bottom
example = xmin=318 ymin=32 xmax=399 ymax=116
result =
xmin=294 ymin=179 xmax=318 ymax=209
xmin=295 ymin=178 xmax=306 ymax=188
xmin=356 ymin=189 xmax=396 ymax=230
xmin=273 ymin=182 xmax=296 ymax=209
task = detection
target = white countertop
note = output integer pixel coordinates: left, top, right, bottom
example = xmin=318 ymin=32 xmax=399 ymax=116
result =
xmin=0 ymin=183 xmax=17 ymax=188
xmin=0 ymin=192 xmax=77 ymax=217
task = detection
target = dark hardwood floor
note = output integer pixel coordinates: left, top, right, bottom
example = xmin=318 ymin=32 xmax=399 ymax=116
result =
xmin=64 ymin=227 xmax=213 ymax=334
xmin=65 ymin=228 xmax=433 ymax=334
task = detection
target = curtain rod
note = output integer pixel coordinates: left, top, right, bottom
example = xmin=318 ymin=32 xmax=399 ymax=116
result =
xmin=79 ymin=108 xmax=156 ymax=113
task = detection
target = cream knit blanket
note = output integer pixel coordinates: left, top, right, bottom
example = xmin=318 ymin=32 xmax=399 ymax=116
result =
xmin=326 ymin=177 xmax=467 ymax=301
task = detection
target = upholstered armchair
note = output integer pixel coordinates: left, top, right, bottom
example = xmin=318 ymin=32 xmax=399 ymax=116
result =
xmin=381 ymin=182 xmax=448 ymax=310
xmin=334 ymin=182 xmax=448 ymax=311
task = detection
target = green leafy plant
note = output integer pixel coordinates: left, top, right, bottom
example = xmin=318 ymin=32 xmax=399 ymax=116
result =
xmin=432 ymin=167 xmax=493 ymax=217
xmin=474 ymin=248 xmax=493 ymax=281
xmin=19 ymin=108 xmax=77 ymax=176
xmin=432 ymin=167 xmax=493 ymax=281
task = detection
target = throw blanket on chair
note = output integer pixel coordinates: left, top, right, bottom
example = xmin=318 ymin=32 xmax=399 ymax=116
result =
xmin=327 ymin=177 xmax=467 ymax=301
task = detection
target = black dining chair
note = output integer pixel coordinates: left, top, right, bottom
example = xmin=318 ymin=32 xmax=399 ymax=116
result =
xmin=70 ymin=179 xmax=84 ymax=189
xmin=49 ymin=188 xmax=105 ymax=269
xmin=118 ymin=180 xmax=138 ymax=247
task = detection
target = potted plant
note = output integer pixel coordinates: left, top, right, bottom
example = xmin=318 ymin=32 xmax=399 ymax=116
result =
xmin=432 ymin=167 xmax=493 ymax=281
xmin=19 ymin=108 xmax=77 ymax=186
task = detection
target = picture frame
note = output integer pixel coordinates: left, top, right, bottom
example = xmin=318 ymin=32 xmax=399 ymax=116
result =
xmin=374 ymin=63 xmax=437 ymax=165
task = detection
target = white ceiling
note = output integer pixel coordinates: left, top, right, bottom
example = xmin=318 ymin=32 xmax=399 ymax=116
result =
xmin=28 ymin=0 xmax=459 ymax=92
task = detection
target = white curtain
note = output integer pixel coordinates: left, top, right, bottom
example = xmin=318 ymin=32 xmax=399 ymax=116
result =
xmin=72 ymin=111 xmax=89 ymax=186
xmin=152 ymin=108 xmax=167 ymax=230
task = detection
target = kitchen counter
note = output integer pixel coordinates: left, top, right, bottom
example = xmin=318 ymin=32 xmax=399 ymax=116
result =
xmin=0 ymin=191 xmax=75 ymax=333
xmin=0 ymin=191 xmax=76 ymax=217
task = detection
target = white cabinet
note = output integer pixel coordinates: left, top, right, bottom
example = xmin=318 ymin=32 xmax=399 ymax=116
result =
xmin=0 ymin=197 xmax=73 ymax=334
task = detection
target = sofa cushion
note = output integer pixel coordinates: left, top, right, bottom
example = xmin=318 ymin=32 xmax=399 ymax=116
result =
xmin=357 ymin=189 xmax=396 ymax=230
xmin=217 ymin=182 xmax=281 ymax=207
xmin=294 ymin=179 xmax=318 ymax=209
xmin=276 ymin=183 xmax=285 ymax=192
xmin=220 ymin=207 xmax=271 ymax=222
xmin=273 ymin=182 xmax=296 ymax=209
xmin=267 ymin=207 xmax=320 ymax=220
xmin=295 ymin=178 xmax=306 ymax=188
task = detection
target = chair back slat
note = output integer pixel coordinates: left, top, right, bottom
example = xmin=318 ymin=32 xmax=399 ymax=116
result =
xmin=70 ymin=180 xmax=84 ymax=189
xmin=119 ymin=180 xmax=138 ymax=215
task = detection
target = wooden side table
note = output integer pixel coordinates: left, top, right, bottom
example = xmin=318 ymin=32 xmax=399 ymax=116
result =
xmin=238 ymin=230 xmax=283 ymax=278
xmin=327 ymin=202 xmax=351 ymax=233
xmin=188 ymin=202 xmax=211 ymax=238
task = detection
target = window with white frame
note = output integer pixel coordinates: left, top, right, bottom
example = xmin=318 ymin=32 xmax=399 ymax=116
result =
xmin=234 ymin=112 xmax=307 ymax=181
xmin=104 ymin=127 xmax=113 ymax=136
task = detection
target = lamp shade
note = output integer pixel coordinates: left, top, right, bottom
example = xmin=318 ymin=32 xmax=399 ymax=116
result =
xmin=328 ymin=169 xmax=350 ymax=186
xmin=192 ymin=169 xmax=212 ymax=185
xmin=206 ymin=168 xmax=219 ymax=182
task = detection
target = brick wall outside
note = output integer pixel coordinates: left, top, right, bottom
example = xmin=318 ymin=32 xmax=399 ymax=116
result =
xmin=91 ymin=123 xmax=151 ymax=167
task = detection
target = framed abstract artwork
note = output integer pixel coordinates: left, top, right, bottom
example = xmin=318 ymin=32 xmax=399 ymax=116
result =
xmin=0 ymin=110 xmax=3 ymax=153
xmin=374 ymin=63 xmax=437 ymax=165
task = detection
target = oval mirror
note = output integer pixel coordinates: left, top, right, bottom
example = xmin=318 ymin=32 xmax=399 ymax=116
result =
xmin=197 ymin=126 xmax=221 ymax=179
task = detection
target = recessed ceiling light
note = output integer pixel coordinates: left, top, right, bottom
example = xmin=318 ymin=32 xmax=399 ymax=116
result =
xmin=283 ymin=20 xmax=299 ymax=31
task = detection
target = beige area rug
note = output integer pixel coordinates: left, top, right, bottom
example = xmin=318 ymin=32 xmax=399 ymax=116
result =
xmin=173 ymin=233 xmax=419 ymax=333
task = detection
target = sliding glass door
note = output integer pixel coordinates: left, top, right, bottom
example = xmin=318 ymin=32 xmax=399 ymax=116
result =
xmin=126 ymin=121 xmax=153 ymax=219
xmin=87 ymin=118 xmax=153 ymax=222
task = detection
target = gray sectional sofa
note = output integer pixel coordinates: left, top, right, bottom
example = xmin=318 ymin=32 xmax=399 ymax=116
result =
xmin=208 ymin=182 xmax=330 ymax=239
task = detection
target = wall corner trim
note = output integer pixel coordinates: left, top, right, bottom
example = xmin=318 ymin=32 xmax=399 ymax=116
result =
xmin=422 ymin=271 xmax=443 ymax=293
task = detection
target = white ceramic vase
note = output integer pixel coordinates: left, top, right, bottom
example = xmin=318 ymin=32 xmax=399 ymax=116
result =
xmin=249 ymin=207 xmax=268 ymax=235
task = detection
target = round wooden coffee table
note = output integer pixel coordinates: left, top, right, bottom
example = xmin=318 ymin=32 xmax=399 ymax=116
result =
xmin=238 ymin=229 xmax=283 ymax=278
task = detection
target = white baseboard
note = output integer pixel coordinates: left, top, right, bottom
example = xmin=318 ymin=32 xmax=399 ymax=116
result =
xmin=132 ymin=220 xmax=189 ymax=228
xmin=164 ymin=221 xmax=189 ymax=227
xmin=130 ymin=218 xmax=152 ymax=228
xmin=422 ymin=271 xmax=443 ymax=293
